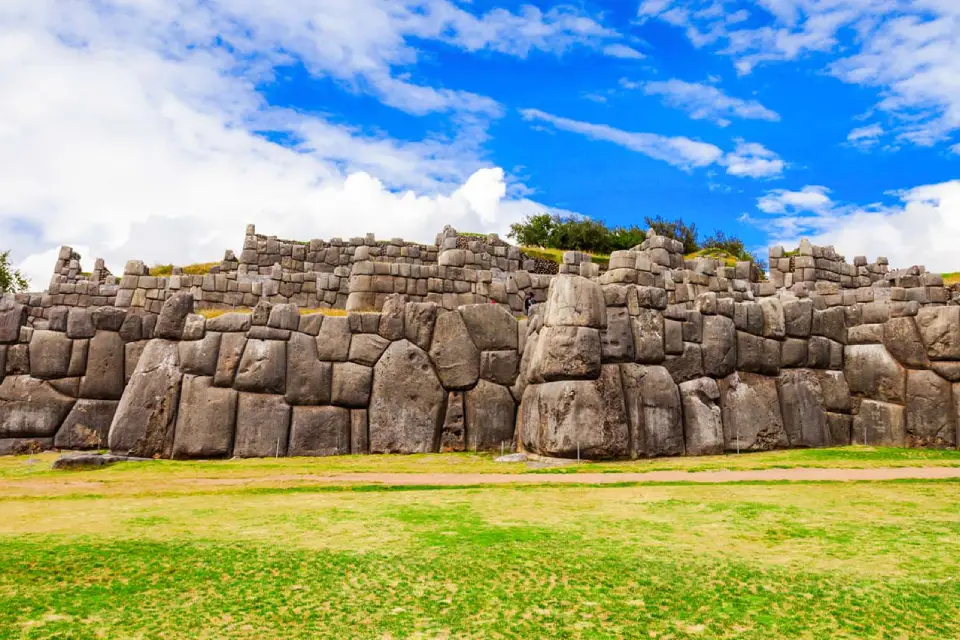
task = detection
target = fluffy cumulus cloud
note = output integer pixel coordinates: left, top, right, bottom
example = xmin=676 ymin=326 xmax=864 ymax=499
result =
xmin=0 ymin=0 xmax=634 ymax=288
xmin=637 ymin=79 xmax=780 ymax=127
xmin=755 ymin=181 xmax=960 ymax=272
xmin=521 ymin=109 xmax=783 ymax=177
xmin=636 ymin=0 xmax=960 ymax=150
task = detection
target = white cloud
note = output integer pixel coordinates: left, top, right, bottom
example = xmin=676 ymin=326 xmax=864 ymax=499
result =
xmin=846 ymin=123 xmax=884 ymax=149
xmin=519 ymin=109 xmax=784 ymax=178
xmin=638 ymin=0 xmax=960 ymax=150
xmin=952 ymin=142 xmax=960 ymax=155
xmin=638 ymin=78 xmax=780 ymax=126
xmin=722 ymin=140 xmax=785 ymax=178
xmin=603 ymin=44 xmax=646 ymax=59
xmin=3 ymin=0 xmax=610 ymax=288
xmin=757 ymin=180 xmax=960 ymax=272
xmin=519 ymin=108 xmax=724 ymax=169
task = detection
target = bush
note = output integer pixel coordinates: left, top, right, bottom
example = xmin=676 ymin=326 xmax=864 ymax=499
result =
xmin=644 ymin=216 xmax=700 ymax=254
xmin=0 ymin=250 xmax=28 ymax=294
xmin=508 ymin=214 xmax=645 ymax=255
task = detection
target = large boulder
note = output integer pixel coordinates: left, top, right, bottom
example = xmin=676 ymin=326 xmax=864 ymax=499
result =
xmin=480 ymin=350 xmax=519 ymax=386
xmin=718 ymin=372 xmax=788 ymax=452
xmin=29 ymin=330 xmax=73 ymax=379
xmin=315 ymin=316 xmax=351 ymax=361
xmin=905 ymin=370 xmax=955 ymax=448
xmin=882 ymin=317 xmax=929 ymax=368
xmin=520 ymin=364 xmax=629 ymax=459
xmin=154 ymin=292 xmax=194 ymax=339
xmin=108 ymin=340 xmax=182 ymax=457
xmin=171 ymin=375 xmax=238 ymax=458
xmin=289 ymin=406 xmax=351 ymax=456
xmin=631 ymin=309 xmax=665 ymax=364
xmin=404 ymin=302 xmax=438 ymax=351
xmin=428 ymin=311 xmax=479 ymax=390
xmin=440 ymin=390 xmax=466 ymax=452
xmin=53 ymin=399 xmax=118 ymax=449
xmin=285 ymin=331 xmax=332 ymax=405
xmin=600 ymin=308 xmax=635 ymax=362
xmin=815 ymin=370 xmax=853 ymax=413
xmin=783 ymin=299 xmax=813 ymax=338
xmin=853 ymin=400 xmax=905 ymax=447
xmin=0 ymin=376 xmax=75 ymax=438
xmin=348 ymin=333 xmax=391 ymax=366
xmin=664 ymin=342 xmax=704 ymax=384
xmin=351 ymin=409 xmax=369 ymax=454
xmin=620 ymin=364 xmax=683 ymax=458
xmin=701 ymin=315 xmax=736 ymax=377
xmin=777 ymin=369 xmax=829 ymax=448
xmin=543 ymin=276 xmax=606 ymax=328
xmin=916 ymin=306 xmax=960 ymax=360
xmin=844 ymin=344 xmax=906 ymax=403
xmin=0 ymin=302 xmax=27 ymax=343
xmin=459 ymin=304 xmax=518 ymax=350
xmin=759 ymin=297 xmax=785 ymax=339
xmin=233 ymin=339 xmax=286 ymax=394
xmin=179 ymin=331 xmax=222 ymax=377
xmin=679 ymin=377 xmax=724 ymax=456
xmin=736 ymin=332 xmax=780 ymax=376
xmin=331 ymin=362 xmax=373 ymax=407
xmin=213 ymin=333 xmax=246 ymax=387
xmin=464 ymin=379 xmax=516 ymax=451
xmin=79 ymin=331 xmax=125 ymax=400
xmin=233 ymin=393 xmax=291 ymax=457
xmin=528 ymin=326 xmax=601 ymax=382
xmin=377 ymin=294 xmax=406 ymax=341
xmin=369 ymin=340 xmax=446 ymax=453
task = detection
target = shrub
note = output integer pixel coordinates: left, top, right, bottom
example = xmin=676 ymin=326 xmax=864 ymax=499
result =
xmin=0 ymin=250 xmax=28 ymax=294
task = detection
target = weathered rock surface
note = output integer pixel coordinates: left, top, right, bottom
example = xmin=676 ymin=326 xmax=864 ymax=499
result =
xmin=528 ymin=326 xmax=601 ymax=382
xmin=844 ymin=344 xmax=906 ymax=403
xmin=620 ymin=363 xmax=683 ymax=458
xmin=883 ymin=317 xmax=929 ymax=368
xmin=154 ymin=292 xmax=194 ymax=339
xmin=54 ymin=399 xmax=118 ymax=449
xmin=331 ymin=362 xmax=373 ymax=407
xmin=285 ymin=332 xmax=332 ymax=405
xmin=543 ymin=276 xmax=606 ymax=328
xmin=853 ymin=399 xmax=905 ymax=447
xmin=0 ymin=376 xmax=75 ymax=438
xmin=233 ymin=393 xmax=291 ymax=458
xmin=29 ymin=330 xmax=73 ymax=379
xmin=234 ymin=339 xmax=286 ymax=394
xmin=179 ymin=331 xmax=221 ymax=377
xmin=701 ymin=315 xmax=736 ymax=377
xmin=108 ymin=340 xmax=182 ymax=457
xmin=905 ymin=370 xmax=955 ymax=448
xmin=404 ymin=302 xmax=438 ymax=351
xmin=917 ymin=306 xmax=960 ymax=360
xmin=632 ymin=309 xmax=665 ymax=364
xmin=171 ymin=375 xmax=238 ymax=458
xmin=428 ymin=311 xmax=479 ymax=390
xmin=315 ymin=316 xmax=351 ymax=361
xmin=440 ymin=391 xmax=465 ymax=452
xmin=777 ymin=369 xmax=828 ymax=448
xmin=289 ymin=406 xmax=351 ymax=456
xmin=79 ymin=331 xmax=125 ymax=399
xmin=679 ymin=377 xmax=723 ymax=456
xmin=520 ymin=365 xmax=629 ymax=459
xmin=465 ymin=379 xmax=516 ymax=452
xmin=369 ymin=340 xmax=446 ymax=453
xmin=480 ymin=350 xmax=519 ymax=386
xmin=718 ymin=372 xmax=788 ymax=452
xmin=213 ymin=333 xmax=246 ymax=387
xmin=601 ymin=308 xmax=635 ymax=362
xmin=348 ymin=333 xmax=390 ymax=366
xmin=459 ymin=304 xmax=519 ymax=350
xmin=664 ymin=342 xmax=704 ymax=384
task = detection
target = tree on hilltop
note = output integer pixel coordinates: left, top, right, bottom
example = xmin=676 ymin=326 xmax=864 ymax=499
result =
xmin=0 ymin=250 xmax=29 ymax=294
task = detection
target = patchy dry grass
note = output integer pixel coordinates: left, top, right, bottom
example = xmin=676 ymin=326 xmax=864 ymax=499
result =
xmin=149 ymin=262 xmax=220 ymax=276
xmin=195 ymin=308 xmax=368 ymax=319
xmin=520 ymin=246 xmax=610 ymax=267
xmin=1 ymin=457 xmax=959 ymax=638
xmin=942 ymin=272 xmax=960 ymax=286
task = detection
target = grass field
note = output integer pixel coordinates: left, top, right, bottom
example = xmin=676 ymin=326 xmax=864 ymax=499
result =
xmin=3 ymin=448 xmax=960 ymax=639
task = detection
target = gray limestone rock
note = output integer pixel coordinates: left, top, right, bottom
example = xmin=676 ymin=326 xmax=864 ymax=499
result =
xmin=66 ymin=308 xmax=95 ymax=339
xmin=701 ymin=315 xmax=737 ymax=378
xmin=378 ymin=294 xmax=406 ymax=341
xmin=759 ymin=297 xmax=786 ymax=339
xmin=528 ymin=325 xmax=601 ymax=382
xmin=181 ymin=314 xmax=206 ymax=341
xmin=783 ymin=298 xmax=813 ymax=338
xmin=29 ymin=330 xmax=73 ymax=379
xmin=179 ymin=331 xmax=222 ymax=377
xmin=664 ymin=342 xmax=704 ymax=384
xmin=285 ymin=331 xmax=332 ymax=405
xmin=459 ymin=304 xmax=519 ymax=350
xmin=601 ymin=307 xmax=635 ymax=362
xmin=620 ymin=363 xmax=683 ymax=458
xmin=79 ymin=331 xmax=125 ymax=400
xmin=812 ymin=307 xmax=846 ymax=344
xmin=777 ymin=369 xmax=829 ymax=448
xmin=882 ymin=316 xmax=929 ymax=368
xmin=289 ymin=406 xmax=351 ymax=456
xmin=631 ymin=308 xmax=665 ymax=364
xmin=905 ymin=370 xmax=955 ymax=448
xmin=428 ymin=311 xmax=479 ymax=390
xmin=108 ymin=340 xmax=182 ymax=457
xmin=736 ymin=332 xmax=780 ymax=376
xmin=213 ymin=333 xmax=246 ymax=387
xmin=331 ymin=362 xmax=373 ymax=408
xmin=124 ymin=341 xmax=146 ymax=384
xmin=679 ymin=377 xmax=724 ymax=456
xmin=154 ymin=292 xmax=194 ymax=339
xmin=233 ymin=393 xmax=291 ymax=458
xmin=267 ymin=303 xmax=300 ymax=331
xmin=348 ymin=333 xmax=391 ymax=366
xmin=480 ymin=350 xmax=520 ymax=386
xmin=465 ymin=379 xmax=516 ymax=452
xmin=234 ymin=339 xmax=286 ymax=394
xmin=404 ymin=302 xmax=438 ymax=351
xmin=780 ymin=338 xmax=808 ymax=368
xmin=543 ymin=275 xmax=606 ymax=328
xmin=844 ymin=344 xmax=906 ymax=403
xmin=53 ymin=399 xmax=119 ymax=449
xmin=0 ymin=375 xmax=75 ymax=438
xmin=440 ymin=390 xmax=465 ymax=452
xmin=853 ymin=400 xmax=905 ymax=447
xmin=0 ymin=303 xmax=27 ymax=343
xmin=916 ymin=306 xmax=960 ymax=360
xmin=206 ymin=312 xmax=252 ymax=333
xmin=826 ymin=412 xmax=853 ymax=446
xmin=520 ymin=365 xmax=629 ymax=459
xmin=315 ymin=316 xmax=351 ymax=361
xmin=815 ymin=370 xmax=853 ymax=413
xmin=171 ymin=375 xmax=238 ymax=458
xmin=369 ymin=340 xmax=446 ymax=453
xmin=118 ymin=314 xmax=143 ymax=342
xmin=718 ymin=372 xmax=788 ymax=452
xmin=351 ymin=409 xmax=369 ymax=454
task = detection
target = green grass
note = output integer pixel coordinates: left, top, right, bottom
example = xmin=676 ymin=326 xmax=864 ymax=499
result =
xmin=942 ymin=272 xmax=960 ymax=286
xmin=520 ymin=246 xmax=610 ymax=267
xmin=149 ymin=262 xmax=219 ymax=277
xmin=2 ymin=459 xmax=960 ymax=639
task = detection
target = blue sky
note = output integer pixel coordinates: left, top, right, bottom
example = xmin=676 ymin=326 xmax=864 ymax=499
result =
xmin=2 ymin=0 xmax=960 ymax=286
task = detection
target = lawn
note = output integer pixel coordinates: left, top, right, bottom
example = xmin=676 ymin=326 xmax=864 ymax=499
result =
xmin=2 ymin=449 xmax=960 ymax=638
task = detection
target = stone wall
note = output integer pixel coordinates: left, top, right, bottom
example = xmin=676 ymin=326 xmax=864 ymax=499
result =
xmin=5 ymin=225 xmax=960 ymax=459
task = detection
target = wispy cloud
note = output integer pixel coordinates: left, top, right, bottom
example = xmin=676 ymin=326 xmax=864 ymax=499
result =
xmin=637 ymin=79 xmax=780 ymax=127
